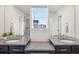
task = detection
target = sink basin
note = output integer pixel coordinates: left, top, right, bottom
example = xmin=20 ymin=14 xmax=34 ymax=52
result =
xmin=5 ymin=40 xmax=19 ymax=43
xmin=60 ymin=40 xmax=74 ymax=43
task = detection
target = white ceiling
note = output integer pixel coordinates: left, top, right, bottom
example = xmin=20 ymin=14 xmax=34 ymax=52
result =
xmin=15 ymin=5 xmax=64 ymax=16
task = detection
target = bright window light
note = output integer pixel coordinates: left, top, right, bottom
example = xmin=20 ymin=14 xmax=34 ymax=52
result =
xmin=32 ymin=7 xmax=48 ymax=29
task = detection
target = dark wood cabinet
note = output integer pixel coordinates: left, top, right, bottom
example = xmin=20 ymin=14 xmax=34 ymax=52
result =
xmin=9 ymin=45 xmax=25 ymax=54
xmin=1 ymin=43 xmax=79 ymax=54
xmin=72 ymin=45 xmax=79 ymax=53
xmin=0 ymin=45 xmax=8 ymax=54
xmin=55 ymin=45 xmax=71 ymax=54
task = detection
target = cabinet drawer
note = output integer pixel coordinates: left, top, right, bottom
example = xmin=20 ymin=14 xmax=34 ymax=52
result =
xmin=9 ymin=45 xmax=25 ymax=54
xmin=72 ymin=46 xmax=79 ymax=53
xmin=55 ymin=46 xmax=71 ymax=54
xmin=0 ymin=45 xmax=8 ymax=53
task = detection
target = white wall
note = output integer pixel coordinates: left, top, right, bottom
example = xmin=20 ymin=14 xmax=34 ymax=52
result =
xmin=49 ymin=13 xmax=58 ymax=37
xmin=0 ymin=6 xmax=25 ymax=35
xmin=0 ymin=6 xmax=5 ymax=34
xmin=56 ymin=6 xmax=75 ymax=37
xmin=30 ymin=29 xmax=49 ymax=41
xmin=75 ymin=6 xmax=79 ymax=39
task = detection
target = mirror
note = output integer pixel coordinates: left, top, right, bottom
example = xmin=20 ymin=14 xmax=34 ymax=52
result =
xmin=57 ymin=6 xmax=75 ymax=40
xmin=0 ymin=5 xmax=78 ymax=41
xmin=0 ymin=6 xmax=26 ymax=37
xmin=50 ymin=5 xmax=76 ymax=40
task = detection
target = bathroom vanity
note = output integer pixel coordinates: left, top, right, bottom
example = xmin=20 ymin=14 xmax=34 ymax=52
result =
xmin=8 ymin=40 xmax=30 ymax=54
xmin=0 ymin=44 xmax=25 ymax=54
xmin=0 ymin=36 xmax=30 ymax=54
xmin=1 ymin=35 xmax=79 ymax=54
xmin=50 ymin=37 xmax=79 ymax=54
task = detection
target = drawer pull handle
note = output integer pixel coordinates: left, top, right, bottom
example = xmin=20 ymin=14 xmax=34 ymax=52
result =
xmin=59 ymin=49 xmax=67 ymax=51
xmin=13 ymin=49 xmax=21 ymax=51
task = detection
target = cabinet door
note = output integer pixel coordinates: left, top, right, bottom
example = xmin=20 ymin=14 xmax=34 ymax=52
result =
xmin=72 ymin=45 xmax=79 ymax=53
xmin=0 ymin=45 xmax=8 ymax=54
xmin=9 ymin=45 xmax=25 ymax=54
xmin=55 ymin=45 xmax=71 ymax=54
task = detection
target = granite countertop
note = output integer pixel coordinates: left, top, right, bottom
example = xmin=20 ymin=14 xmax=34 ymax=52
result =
xmin=25 ymin=41 xmax=55 ymax=51
xmin=0 ymin=37 xmax=29 ymax=45
xmin=5 ymin=39 xmax=28 ymax=45
xmin=50 ymin=38 xmax=79 ymax=46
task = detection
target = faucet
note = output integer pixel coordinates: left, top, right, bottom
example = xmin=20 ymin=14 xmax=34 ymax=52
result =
xmin=59 ymin=34 xmax=64 ymax=40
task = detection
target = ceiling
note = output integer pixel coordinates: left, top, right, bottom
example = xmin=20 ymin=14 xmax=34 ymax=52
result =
xmin=15 ymin=5 xmax=64 ymax=16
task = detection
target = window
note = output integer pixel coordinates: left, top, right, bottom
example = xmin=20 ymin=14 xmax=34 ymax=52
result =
xmin=32 ymin=7 xmax=48 ymax=29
